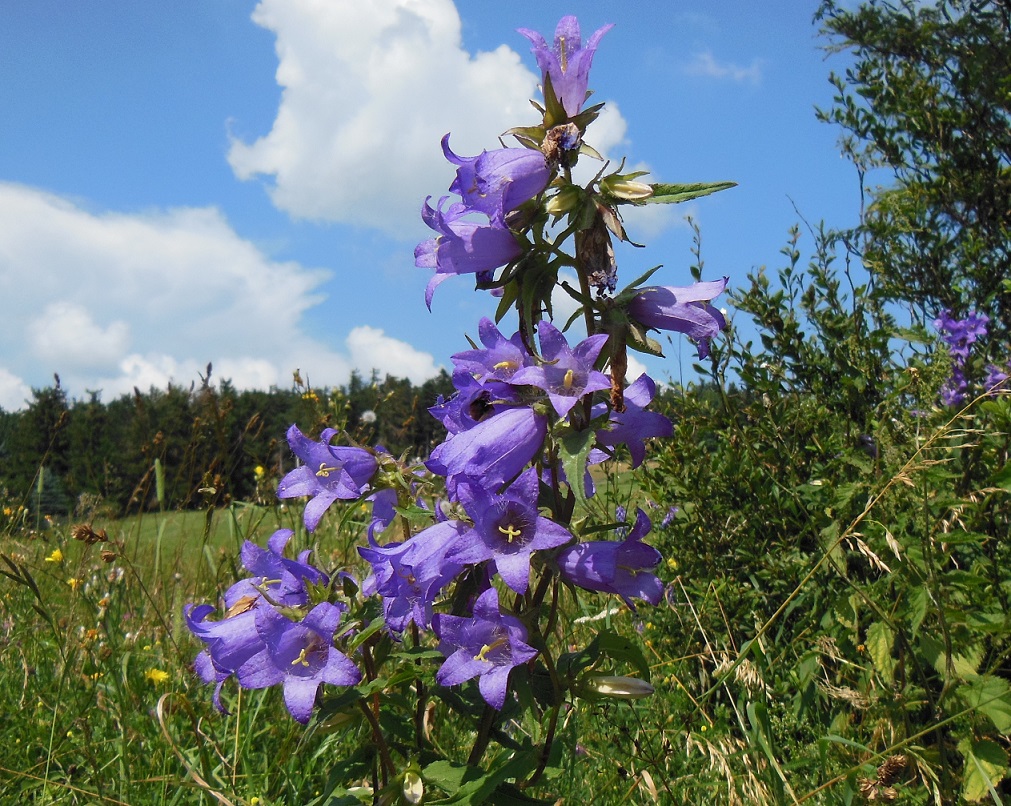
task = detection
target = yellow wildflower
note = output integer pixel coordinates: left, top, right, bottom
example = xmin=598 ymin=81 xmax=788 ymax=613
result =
xmin=45 ymin=548 xmax=64 ymax=564
xmin=145 ymin=668 xmax=170 ymax=685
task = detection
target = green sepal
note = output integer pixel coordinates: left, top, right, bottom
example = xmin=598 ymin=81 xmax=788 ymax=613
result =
xmin=503 ymin=125 xmax=547 ymax=149
xmin=631 ymin=181 xmax=737 ymax=205
xmin=541 ymin=72 xmax=567 ymax=128
xmin=626 ymin=321 xmax=665 ymax=358
xmin=611 ymin=264 xmax=664 ymax=305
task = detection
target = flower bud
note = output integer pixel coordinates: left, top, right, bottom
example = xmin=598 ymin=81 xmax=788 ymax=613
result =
xmin=579 ymin=674 xmax=654 ymax=700
xmin=545 ymin=185 xmax=584 ymax=216
xmin=599 ymin=174 xmax=654 ymax=202
xmin=402 ymin=768 xmax=424 ymax=804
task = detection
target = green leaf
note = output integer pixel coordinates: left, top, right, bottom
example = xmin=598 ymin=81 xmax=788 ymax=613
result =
xmin=631 ymin=181 xmax=737 ymax=205
xmin=989 ymin=462 xmax=1011 ymax=492
xmin=557 ymin=424 xmax=596 ymax=513
xmin=865 ymin=621 xmax=895 ymax=685
xmin=905 ymin=585 xmax=929 ymax=637
xmin=593 ymin=630 xmax=651 ymax=680
xmin=958 ymin=738 xmax=1008 ymax=803
xmin=959 ymin=676 xmax=1011 ymax=735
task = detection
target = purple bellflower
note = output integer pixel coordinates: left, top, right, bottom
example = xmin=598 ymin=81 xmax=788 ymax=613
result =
xmin=594 ymin=373 xmax=672 ymax=467
xmin=449 ymin=468 xmax=573 ymax=594
xmin=509 ymin=321 xmax=611 ymax=418
xmin=276 ymin=425 xmax=379 ymax=532
xmin=986 ymin=364 xmax=1010 ymax=391
xmin=359 ymin=519 xmax=469 ymax=632
xmin=432 ymin=587 xmax=539 ymax=710
xmin=451 ymin=317 xmax=533 ymax=385
xmin=442 ymin=135 xmax=550 ymax=222
xmin=235 ymin=602 xmax=361 ymax=724
xmin=556 ymin=508 xmax=663 ymax=607
xmin=627 ymin=277 xmax=729 ymax=359
xmin=518 ymin=16 xmax=614 ymax=118
xmin=427 ymin=406 xmax=548 ymax=496
xmin=415 ymin=197 xmax=524 ymax=308
xmin=186 ymin=530 xmax=334 ymax=713
xmin=935 ymin=309 xmax=989 ymax=363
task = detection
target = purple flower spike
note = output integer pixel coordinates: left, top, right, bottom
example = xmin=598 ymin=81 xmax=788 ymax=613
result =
xmin=276 ymin=425 xmax=379 ymax=532
xmin=433 ymin=587 xmax=539 ymax=710
xmin=510 ymin=321 xmax=611 ymax=418
xmin=442 ymin=135 xmax=549 ymax=222
xmin=627 ymin=278 xmax=729 ymax=359
xmin=451 ymin=468 xmax=573 ymax=594
xmin=518 ymin=16 xmax=614 ymax=117
xmin=556 ymin=508 xmax=663 ymax=607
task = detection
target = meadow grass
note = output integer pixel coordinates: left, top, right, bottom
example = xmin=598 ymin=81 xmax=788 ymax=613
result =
xmin=0 ymin=488 xmax=682 ymax=805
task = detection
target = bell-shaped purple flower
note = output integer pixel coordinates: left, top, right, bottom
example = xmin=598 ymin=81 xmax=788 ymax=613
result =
xmin=427 ymin=406 xmax=548 ymax=496
xmin=556 ymin=508 xmax=663 ymax=607
xmin=415 ymin=197 xmax=524 ymax=308
xmin=235 ymin=602 xmax=361 ymax=724
xmin=450 ymin=468 xmax=573 ymax=594
xmin=359 ymin=519 xmax=469 ymax=632
xmin=451 ymin=317 xmax=533 ymax=385
xmin=276 ymin=425 xmax=379 ymax=532
xmin=935 ymin=309 xmax=989 ymax=362
xmin=442 ymin=135 xmax=550 ymax=222
xmin=185 ymin=530 xmax=335 ymax=714
xmin=627 ymin=277 xmax=729 ymax=359
xmin=432 ymin=587 xmax=539 ymax=710
xmin=518 ymin=16 xmax=614 ymax=117
xmin=594 ymin=373 xmax=672 ymax=468
xmin=510 ymin=321 xmax=611 ymax=418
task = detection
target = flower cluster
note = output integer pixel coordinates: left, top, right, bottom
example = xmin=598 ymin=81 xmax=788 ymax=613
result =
xmin=934 ymin=308 xmax=1005 ymax=405
xmin=186 ymin=14 xmax=732 ymax=768
xmin=186 ymin=530 xmax=360 ymax=723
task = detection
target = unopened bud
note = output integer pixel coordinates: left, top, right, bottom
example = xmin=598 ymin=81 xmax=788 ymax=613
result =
xmin=545 ymin=185 xmax=584 ymax=216
xmin=580 ymin=674 xmax=654 ymax=700
xmin=402 ymin=769 xmax=424 ymax=804
xmin=600 ymin=174 xmax=654 ymax=202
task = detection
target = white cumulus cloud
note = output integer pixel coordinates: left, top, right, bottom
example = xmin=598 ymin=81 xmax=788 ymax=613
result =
xmin=228 ymin=0 xmax=630 ymax=237
xmin=0 ymin=182 xmax=441 ymax=409
xmin=29 ymin=301 xmax=130 ymax=370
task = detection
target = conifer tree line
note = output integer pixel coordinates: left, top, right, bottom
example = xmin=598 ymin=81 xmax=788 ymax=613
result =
xmin=0 ymin=368 xmax=455 ymax=519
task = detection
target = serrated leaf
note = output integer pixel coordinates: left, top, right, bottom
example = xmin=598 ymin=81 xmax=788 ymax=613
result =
xmin=906 ymin=584 xmax=929 ymax=637
xmin=958 ymin=738 xmax=1008 ymax=803
xmin=865 ymin=621 xmax=895 ymax=685
xmin=959 ymin=676 xmax=1011 ymax=734
xmin=557 ymin=425 xmax=595 ymax=513
xmin=631 ymin=181 xmax=737 ymax=205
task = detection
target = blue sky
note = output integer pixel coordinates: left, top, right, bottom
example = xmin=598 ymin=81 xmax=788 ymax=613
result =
xmin=0 ymin=0 xmax=859 ymax=410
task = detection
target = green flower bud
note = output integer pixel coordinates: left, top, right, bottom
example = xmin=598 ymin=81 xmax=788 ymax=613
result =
xmin=545 ymin=184 xmax=585 ymax=216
